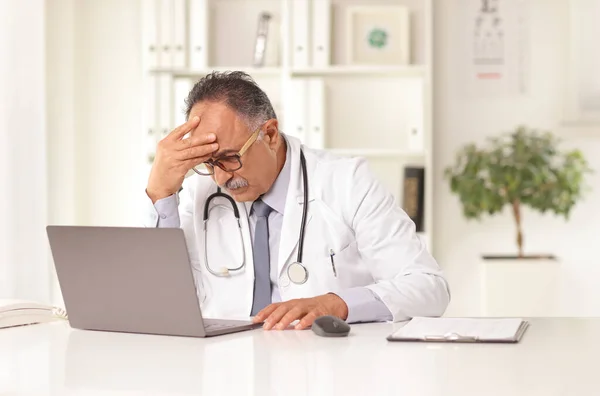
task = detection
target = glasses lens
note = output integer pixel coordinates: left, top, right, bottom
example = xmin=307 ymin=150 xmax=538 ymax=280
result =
xmin=192 ymin=163 xmax=214 ymax=175
xmin=215 ymin=156 xmax=242 ymax=172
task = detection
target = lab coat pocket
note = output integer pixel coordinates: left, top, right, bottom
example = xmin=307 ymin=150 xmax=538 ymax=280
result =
xmin=312 ymin=241 xmax=364 ymax=293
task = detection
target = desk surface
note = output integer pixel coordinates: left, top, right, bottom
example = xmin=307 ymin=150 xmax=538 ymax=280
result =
xmin=0 ymin=318 xmax=598 ymax=396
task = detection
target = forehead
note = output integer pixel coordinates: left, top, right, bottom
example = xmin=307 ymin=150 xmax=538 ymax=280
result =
xmin=189 ymin=101 xmax=249 ymax=151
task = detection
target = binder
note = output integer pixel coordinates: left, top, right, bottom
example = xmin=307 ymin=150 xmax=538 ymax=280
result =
xmin=402 ymin=166 xmax=425 ymax=232
xmin=311 ymin=0 xmax=331 ymax=67
xmin=189 ymin=0 xmax=209 ymax=69
xmin=172 ymin=0 xmax=187 ymax=68
xmin=291 ymin=0 xmax=310 ymax=67
xmin=264 ymin=15 xmax=281 ymax=67
xmin=307 ymin=78 xmax=325 ymax=149
xmin=158 ymin=73 xmax=173 ymax=139
xmin=144 ymin=75 xmax=159 ymax=164
xmin=142 ymin=0 xmax=159 ymax=69
xmin=173 ymin=77 xmax=193 ymax=126
xmin=407 ymin=123 xmax=424 ymax=153
xmin=158 ymin=0 xmax=174 ymax=68
xmin=285 ymin=79 xmax=309 ymax=144
xmin=387 ymin=317 xmax=530 ymax=343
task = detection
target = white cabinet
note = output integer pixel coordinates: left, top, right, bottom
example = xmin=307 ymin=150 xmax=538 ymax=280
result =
xmin=140 ymin=0 xmax=433 ymax=248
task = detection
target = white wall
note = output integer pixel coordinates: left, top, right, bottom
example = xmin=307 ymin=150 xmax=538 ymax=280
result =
xmin=72 ymin=0 xmax=145 ymax=227
xmin=47 ymin=0 xmax=76 ymax=232
xmin=0 ymin=0 xmax=50 ymax=302
xmin=434 ymin=0 xmax=600 ymax=316
xmin=46 ymin=0 xmax=144 ymax=304
xmin=46 ymin=0 xmax=144 ymax=228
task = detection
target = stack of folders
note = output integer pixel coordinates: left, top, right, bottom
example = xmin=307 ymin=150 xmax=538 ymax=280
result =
xmin=387 ymin=317 xmax=529 ymax=343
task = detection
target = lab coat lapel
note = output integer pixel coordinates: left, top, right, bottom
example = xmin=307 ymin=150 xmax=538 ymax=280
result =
xmin=277 ymin=138 xmax=313 ymax=276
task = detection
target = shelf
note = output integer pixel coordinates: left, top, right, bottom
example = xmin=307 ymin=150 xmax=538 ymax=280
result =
xmin=556 ymin=120 xmax=600 ymax=138
xmin=327 ymin=148 xmax=426 ymax=158
xmin=149 ymin=65 xmax=426 ymax=79
xmin=149 ymin=66 xmax=282 ymax=77
xmin=290 ymin=65 xmax=426 ymax=78
xmin=560 ymin=120 xmax=600 ymax=127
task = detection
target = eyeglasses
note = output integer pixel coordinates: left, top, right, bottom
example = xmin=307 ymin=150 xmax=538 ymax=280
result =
xmin=192 ymin=127 xmax=261 ymax=176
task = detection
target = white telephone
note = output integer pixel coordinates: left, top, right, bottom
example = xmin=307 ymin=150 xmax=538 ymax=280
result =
xmin=0 ymin=299 xmax=68 ymax=329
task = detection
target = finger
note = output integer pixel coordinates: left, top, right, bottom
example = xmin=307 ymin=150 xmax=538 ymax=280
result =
xmin=295 ymin=310 xmax=319 ymax=330
xmin=183 ymin=155 xmax=211 ymax=172
xmin=175 ymin=142 xmax=218 ymax=161
xmin=274 ymin=305 xmax=307 ymax=331
xmin=183 ymin=155 xmax=217 ymax=174
xmin=168 ymin=116 xmax=201 ymax=141
xmin=263 ymin=304 xmax=294 ymax=330
xmin=252 ymin=303 xmax=281 ymax=323
xmin=175 ymin=132 xmax=217 ymax=152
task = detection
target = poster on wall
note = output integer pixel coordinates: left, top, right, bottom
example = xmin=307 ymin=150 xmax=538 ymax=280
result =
xmin=460 ymin=0 xmax=530 ymax=98
xmin=564 ymin=0 xmax=600 ymax=124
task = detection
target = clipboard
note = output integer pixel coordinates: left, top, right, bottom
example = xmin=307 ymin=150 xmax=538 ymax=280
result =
xmin=386 ymin=317 xmax=530 ymax=343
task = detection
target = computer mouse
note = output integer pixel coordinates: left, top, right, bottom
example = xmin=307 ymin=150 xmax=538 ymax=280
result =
xmin=311 ymin=315 xmax=351 ymax=337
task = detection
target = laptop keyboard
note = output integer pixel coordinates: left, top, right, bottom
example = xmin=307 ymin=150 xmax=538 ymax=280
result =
xmin=203 ymin=319 xmax=253 ymax=331
xmin=204 ymin=323 xmax=239 ymax=330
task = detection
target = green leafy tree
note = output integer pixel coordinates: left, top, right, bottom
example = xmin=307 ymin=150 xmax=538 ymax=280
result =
xmin=444 ymin=126 xmax=593 ymax=258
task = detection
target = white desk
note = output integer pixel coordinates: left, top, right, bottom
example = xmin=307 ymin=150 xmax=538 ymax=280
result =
xmin=0 ymin=318 xmax=598 ymax=396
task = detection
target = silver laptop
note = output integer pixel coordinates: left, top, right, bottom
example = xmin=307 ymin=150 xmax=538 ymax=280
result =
xmin=46 ymin=225 xmax=261 ymax=337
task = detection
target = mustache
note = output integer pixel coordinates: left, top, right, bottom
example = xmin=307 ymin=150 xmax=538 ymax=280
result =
xmin=223 ymin=177 xmax=249 ymax=190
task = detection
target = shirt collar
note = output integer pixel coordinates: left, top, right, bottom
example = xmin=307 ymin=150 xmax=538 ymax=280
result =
xmin=252 ymin=137 xmax=290 ymax=215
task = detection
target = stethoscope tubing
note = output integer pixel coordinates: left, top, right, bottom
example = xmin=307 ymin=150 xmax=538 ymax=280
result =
xmin=203 ymin=149 xmax=309 ymax=279
xmin=296 ymin=150 xmax=309 ymax=265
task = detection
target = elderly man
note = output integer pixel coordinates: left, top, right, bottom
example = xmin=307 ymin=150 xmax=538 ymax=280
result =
xmin=143 ymin=71 xmax=450 ymax=330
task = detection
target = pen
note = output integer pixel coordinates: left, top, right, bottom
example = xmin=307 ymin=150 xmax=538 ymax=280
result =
xmin=329 ymin=249 xmax=337 ymax=277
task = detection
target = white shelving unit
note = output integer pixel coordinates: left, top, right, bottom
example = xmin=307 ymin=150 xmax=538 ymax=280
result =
xmin=141 ymin=0 xmax=434 ymax=249
xmin=290 ymin=65 xmax=426 ymax=77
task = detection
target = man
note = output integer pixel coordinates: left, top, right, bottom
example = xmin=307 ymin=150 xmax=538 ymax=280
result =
xmin=143 ymin=71 xmax=450 ymax=330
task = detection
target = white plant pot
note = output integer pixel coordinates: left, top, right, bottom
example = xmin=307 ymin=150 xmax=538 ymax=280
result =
xmin=480 ymin=257 xmax=561 ymax=317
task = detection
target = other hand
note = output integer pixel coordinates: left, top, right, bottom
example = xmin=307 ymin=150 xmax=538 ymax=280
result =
xmin=146 ymin=116 xmax=219 ymax=203
xmin=252 ymin=294 xmax=349 ymax=330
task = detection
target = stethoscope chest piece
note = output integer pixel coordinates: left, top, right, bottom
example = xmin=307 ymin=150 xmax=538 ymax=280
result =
xmin=287 ymin=262 xmax=308 ymax=285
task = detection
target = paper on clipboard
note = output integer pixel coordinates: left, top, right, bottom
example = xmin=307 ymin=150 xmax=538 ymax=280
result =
xmin=387 ymin=317 xmax=529 ymax=343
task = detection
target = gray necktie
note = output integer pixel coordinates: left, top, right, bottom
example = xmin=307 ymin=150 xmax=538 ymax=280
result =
xmin=251 ymin=199 xmax=273 ymax=316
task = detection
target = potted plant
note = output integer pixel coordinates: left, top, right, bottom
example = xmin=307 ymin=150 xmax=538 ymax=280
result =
xmin=444 ymin=125 xmax=592 ymax=260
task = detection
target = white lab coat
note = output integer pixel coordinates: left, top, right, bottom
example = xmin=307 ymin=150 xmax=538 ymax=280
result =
xmin=142 ymin=135 xmax=450 ymax=322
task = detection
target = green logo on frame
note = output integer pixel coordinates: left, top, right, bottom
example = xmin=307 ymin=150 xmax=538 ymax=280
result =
xmin=368 ymin=28 xmax=388 ymax=49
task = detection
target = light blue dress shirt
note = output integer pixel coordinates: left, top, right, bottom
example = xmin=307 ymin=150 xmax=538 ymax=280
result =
xmin=153 ymin=144 xmax=392 ymax=323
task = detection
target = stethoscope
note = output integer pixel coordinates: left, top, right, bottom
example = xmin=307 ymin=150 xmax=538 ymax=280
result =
xmin=203 ymin=150 xmax=309 ymax=285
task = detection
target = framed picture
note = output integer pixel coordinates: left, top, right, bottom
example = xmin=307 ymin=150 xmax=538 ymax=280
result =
xmin=563 ymin=0 xmax=600 ymax=124
xmin=346 ymin=5 xmax=410 ymax=65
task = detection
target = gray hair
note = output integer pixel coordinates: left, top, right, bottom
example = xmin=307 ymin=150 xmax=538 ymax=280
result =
xmin=184 ymin=71 xmax=277 ymax=133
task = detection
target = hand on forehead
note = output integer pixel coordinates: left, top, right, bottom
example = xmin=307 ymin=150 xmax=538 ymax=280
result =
xmin=189 ymin=102 xmax=249 ymax=155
